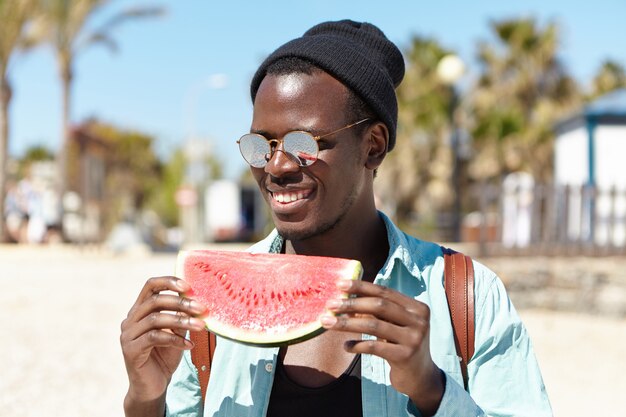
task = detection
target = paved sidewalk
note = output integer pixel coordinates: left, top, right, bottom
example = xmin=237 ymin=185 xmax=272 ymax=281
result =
xmin=1 ymin=245 xmax=624 ymax=416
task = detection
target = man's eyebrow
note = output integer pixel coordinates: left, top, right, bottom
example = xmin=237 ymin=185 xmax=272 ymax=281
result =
xmin=250 ymin=126 xmax=321 ymax=137
xmin=249 ymin=129 xmax=272 ymax=138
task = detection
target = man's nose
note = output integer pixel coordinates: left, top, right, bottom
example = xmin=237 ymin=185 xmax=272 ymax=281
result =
xmin=265 ymin=143 xmax=301 ymax=177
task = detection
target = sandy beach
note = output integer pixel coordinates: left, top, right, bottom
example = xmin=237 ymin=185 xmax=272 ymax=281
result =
xmin=1 ymin=244 xmax=624 ymax=416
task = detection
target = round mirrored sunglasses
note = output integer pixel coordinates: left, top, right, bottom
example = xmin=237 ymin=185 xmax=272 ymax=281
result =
xmin=237 ymin=118 xmax=370 ymax=169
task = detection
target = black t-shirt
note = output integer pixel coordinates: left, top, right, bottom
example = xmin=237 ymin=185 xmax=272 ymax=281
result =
xmin=266 ymin=354 xmax=362 ymax=417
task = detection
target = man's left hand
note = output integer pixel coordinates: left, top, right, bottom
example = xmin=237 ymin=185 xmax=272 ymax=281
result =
xmin=322 ymin=279 xmax=445 ymax=416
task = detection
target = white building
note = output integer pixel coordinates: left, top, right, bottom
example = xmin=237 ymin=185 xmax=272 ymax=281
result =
xmin=554 ymin=88 xmax=626 ymax=246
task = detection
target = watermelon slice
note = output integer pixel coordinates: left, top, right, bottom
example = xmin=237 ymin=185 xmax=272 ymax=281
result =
xmin=176 ymin=250 xmax=363 ymax=346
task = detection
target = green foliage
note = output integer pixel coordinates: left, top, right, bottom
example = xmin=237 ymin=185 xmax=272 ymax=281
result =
xmin=5 ymin=9 xmax=626 ymax=243
xmin=376 ymin=35 xmax=457 ymax=233
xmin=38 ymin=0 xmax=165 ymax=58
xmin=145 ymin=149 xmax=185 ymax=227
xmin=590 ymin=60 xmax=626 ymax=99
xmin=70 ymin=120 xmax=227 ymax=231
xmin=74 ymin=120 xmax=160 ymax=231
xmin=0 ymin=0 xmax=42 ymax=241
xmin=471 ymin=107 xmax=524 ymax=143
xmin=89 ymin=121 xmax=159 ymax=203
xmin=469 ymin=17 xmax=581 ymax=182
xmin=36 ymin=0 xmax=165 ymax=192
xmin=147 ymin=148 xmax=224 ymax=227
xmin=21 ymin=144 xmax=55 ymax=161
xmin=13 ymin=144 xmax=54 ymax=179
xmin=205 ymin=154 xmax=223 ymax=182
xmin=0 ymin=0 xmax=39 ymax=69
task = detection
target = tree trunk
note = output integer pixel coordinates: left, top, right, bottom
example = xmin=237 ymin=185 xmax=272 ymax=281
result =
xmin=0 ymin=73 xmax=12 ymax=243
xmin=58 ymin=58 xmax=72 ymax=198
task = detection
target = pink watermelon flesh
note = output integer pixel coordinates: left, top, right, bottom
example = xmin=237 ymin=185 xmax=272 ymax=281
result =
xmin=177 ymin=250 xmax=363 ymax=346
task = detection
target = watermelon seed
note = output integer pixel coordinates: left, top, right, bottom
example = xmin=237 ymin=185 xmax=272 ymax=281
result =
xmin=195 ymin=262 xmax=211 ymax=272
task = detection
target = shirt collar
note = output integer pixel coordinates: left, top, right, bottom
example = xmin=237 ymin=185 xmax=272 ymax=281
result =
xmin=377 ymin=211 xmax=425 ymax=282
xmin=253 ymin=211 xmax=431 ymax=282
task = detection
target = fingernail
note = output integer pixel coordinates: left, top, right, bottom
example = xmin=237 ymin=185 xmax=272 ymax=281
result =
xmin=191 ymin=318 xmax=206 ymax=330
xmin=320 ymin=314 xmax=337 ymax=327
xmin=184 ymin=339 xmax=194 ymax=349
xmin=337 ymin=280 xmax=351 ymax=290
xmin=326 ymin=299 xmax=342 ymax=310
xmin=176 ymin=280 xmax=190 ymax=291
xmin=190 ymin=301 xmax=207 ymax=313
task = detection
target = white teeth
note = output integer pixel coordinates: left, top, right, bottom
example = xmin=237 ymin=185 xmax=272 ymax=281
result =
xmin=272 ymin=191 xmax=309 ymax=203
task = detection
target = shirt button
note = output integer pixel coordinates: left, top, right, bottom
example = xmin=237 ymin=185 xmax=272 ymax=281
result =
xmin=265 ymin=363 xmax=273 ymax=373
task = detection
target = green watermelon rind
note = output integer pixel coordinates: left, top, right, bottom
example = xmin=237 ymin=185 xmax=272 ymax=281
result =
xmin=175 ymin=250 xmax=363 ymax=347
xmin=202 ymin=314 xmax=328 ymax=347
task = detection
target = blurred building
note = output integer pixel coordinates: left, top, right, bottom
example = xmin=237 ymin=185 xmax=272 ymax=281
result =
xmin=203 ymin=179 xmax=265 ymax=242
xmin=64 ymin=124 xmax=109 ymax=243
xmin=554 ymin=88 xmax=626 ymax=246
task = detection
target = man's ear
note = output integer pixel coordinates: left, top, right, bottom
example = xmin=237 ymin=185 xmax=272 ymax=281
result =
xmin=365 ymin=122 xmax=388 ymax=170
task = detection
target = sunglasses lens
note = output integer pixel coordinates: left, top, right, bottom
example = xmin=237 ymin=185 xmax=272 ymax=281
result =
xmin=283 ymin=132 xmax=318 ymax=166
xmin=238 ymin=132 xmax=318 ymax=168
xmin=239 ymin=134 xmax=270 ymax=168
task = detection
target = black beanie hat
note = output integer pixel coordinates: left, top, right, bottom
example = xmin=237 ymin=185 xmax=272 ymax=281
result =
xmin=250 ymin=20 xmax=405 ymax=151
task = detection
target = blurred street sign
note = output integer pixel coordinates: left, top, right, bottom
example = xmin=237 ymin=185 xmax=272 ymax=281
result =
xmin=175 ymin=186 xmax=198 ymax=207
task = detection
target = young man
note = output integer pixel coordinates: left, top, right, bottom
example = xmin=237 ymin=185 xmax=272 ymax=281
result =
xmin=121 ymin=20 xmax=552 ymax=417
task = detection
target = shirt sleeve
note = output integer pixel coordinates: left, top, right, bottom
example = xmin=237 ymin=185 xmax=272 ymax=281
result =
xmin=464 ymin=273 xmax=553 ymax=416
xmin=419 ymin=265 xmax=553 ymax=417
xmin=406 ymin=373 xmax=485 ymax=416
xmin=165 ymin=349 xmax=203 ymax=417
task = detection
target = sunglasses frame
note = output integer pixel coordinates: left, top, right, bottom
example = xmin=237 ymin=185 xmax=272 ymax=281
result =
xmin=237 ymin=117 xmax=371 ymax=168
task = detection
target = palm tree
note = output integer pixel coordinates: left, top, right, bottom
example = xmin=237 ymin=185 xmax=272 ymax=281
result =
xmin=38 ymin=0 xmax=163 ymax=196
xmin=0 ymin=0 xmax=40 ymax=242
xmin=590 ymin=59 xmax=626 ymax=99
xmin=469 ymin=17 xmax=580 ymax=183
xmin=376 ymin=35 xmax=457 ymax=236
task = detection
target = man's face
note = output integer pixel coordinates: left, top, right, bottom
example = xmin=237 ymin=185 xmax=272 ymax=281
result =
xmin=250 ymin=71 xmax=372 ymax=242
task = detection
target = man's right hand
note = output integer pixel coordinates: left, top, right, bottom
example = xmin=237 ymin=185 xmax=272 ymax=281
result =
xmin=120 ymin=276 xmax=207 ymax=416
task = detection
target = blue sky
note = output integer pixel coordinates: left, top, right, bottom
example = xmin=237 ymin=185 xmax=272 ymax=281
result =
xmin=7 ymin=0 xmax=626 ymax=179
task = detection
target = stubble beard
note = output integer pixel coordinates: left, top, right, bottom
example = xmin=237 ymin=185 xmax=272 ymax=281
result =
xmin=274 ymin=185 xmax=359 ymax=243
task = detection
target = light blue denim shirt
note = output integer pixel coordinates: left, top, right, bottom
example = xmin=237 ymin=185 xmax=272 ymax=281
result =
xmin=166 ymin=213 xmax=552 ymax=417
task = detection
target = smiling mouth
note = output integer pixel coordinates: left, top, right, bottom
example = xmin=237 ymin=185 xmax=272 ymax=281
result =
xmin=270 ymin=190 xmax=312 ymax=203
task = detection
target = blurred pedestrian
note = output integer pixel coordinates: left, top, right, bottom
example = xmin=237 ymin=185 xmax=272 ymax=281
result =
xmin=4 ymin=180 xmax=27 ymax=243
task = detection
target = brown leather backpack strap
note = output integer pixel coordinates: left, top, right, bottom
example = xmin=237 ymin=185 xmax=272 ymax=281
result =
xmin=189 ymin=330 xmax=217 ymax=404
xmin=442 ymin=247 xmax=475 ymax=391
